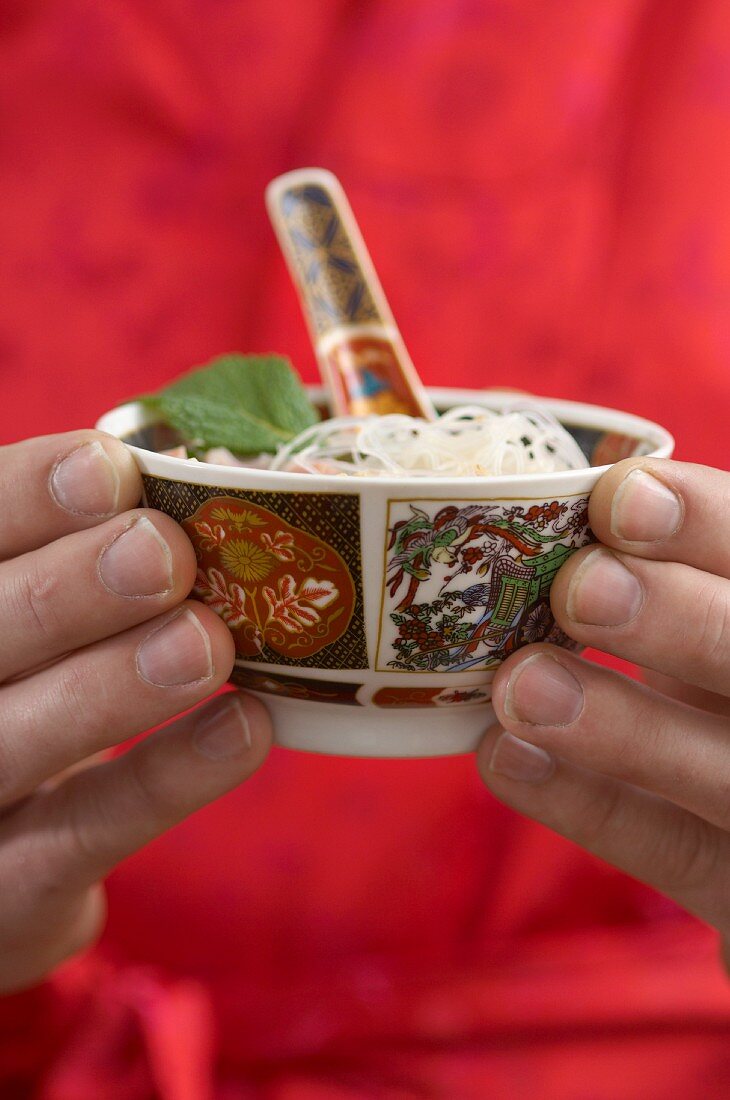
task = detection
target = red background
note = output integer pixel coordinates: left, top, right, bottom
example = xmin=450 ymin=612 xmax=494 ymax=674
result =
xmin=1 ymin=2 xmax=730 ymax=1097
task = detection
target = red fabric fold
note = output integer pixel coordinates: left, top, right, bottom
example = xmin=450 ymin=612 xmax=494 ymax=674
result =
xmin=4 ymin=923 xmax=729 ymax=1098
xmin=30 ymin=961 xmax=214 ymax=1100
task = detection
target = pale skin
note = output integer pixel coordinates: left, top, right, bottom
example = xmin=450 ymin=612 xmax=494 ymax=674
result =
xmin=0 ymin=431 xmax=727 ymax=993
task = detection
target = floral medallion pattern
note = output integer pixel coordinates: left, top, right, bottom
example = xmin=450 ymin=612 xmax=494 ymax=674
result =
xmin=141 ymin=477 xmax=367 ymax=669
xmin=377 ymin=496 xmax=591 ymax=673
xmin=185 ymin=499 xmax=352 ymax=662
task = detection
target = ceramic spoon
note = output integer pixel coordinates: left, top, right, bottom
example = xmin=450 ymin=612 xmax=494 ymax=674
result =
xmin=266 ymin=168 xmax=435 ymax=420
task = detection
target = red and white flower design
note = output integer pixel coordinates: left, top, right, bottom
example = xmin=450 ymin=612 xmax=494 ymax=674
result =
xmin=194 ymin=567 xmax=250 ymax=629
xmin=184 ymin=496 xmax=356 ymax=662
xmin=262 ymin=574 xmax=337 ymax=634
xmin=260 ymin=529 xmax=295 ymax=562
xmin=194 ymin=521 xmax=226 ymax=550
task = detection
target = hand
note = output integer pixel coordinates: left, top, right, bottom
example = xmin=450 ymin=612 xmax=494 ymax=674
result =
xmin=478 ymin=459 xmax=730 ymax=960
xmin=0 ymin=431 xmax=272 ymax=993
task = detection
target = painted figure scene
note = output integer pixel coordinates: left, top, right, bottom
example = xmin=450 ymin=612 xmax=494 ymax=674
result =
xmin=380 ymin=497 xmax=592 ymax=673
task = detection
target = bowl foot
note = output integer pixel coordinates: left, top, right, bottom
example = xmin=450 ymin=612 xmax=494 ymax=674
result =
xmin=248 ymin=693 xmax=495 ymax=758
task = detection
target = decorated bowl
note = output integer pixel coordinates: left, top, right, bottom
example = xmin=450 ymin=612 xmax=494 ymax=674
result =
xmin=97 ymin=388 xmax=673 ymax=757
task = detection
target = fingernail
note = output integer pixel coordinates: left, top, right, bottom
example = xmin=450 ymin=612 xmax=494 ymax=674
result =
xmin=193 ymin=695 xmax=252 ymax=761
xmin=136 ymin=609 xmax=213 ymax=687
xmin=611 ymin=468 xmax=682 ymax=542
xmin=567 ymin=549 xmax=643 ymax=627
xmin=99 ymin=516 xmax=174 ymax=597
xmin=505 ymin=653 xmax=583 ymax=726
xmin=489 ymin=730 xmax=555 ymax=782
xmin=50 ymin=441 xmax=120 ymax=516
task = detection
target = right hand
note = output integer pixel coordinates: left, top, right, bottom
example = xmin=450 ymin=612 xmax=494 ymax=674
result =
xmin=0 ymin=430 xmax=272 ymax=994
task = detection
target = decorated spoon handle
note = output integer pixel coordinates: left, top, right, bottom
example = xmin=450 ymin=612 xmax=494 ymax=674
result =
xmin=266 ymin=168 xmax=435 ymax=420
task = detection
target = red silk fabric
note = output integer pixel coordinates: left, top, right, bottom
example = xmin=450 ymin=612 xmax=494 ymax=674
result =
xmin=1 ymin=2 xmax=730 ymax=1097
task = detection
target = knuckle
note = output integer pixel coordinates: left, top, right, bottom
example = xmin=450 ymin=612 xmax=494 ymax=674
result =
xmin=20 ymin=827 xmax=105 ymax=951
xmin=572 ymin=780 xmax=625 ymax=848
xmin=31 ymin=821 xmax=89 ymax=902
xmin=591 ymin=705 xmax=661 ymax=786
xmin=55 ymin=660 xmax=95 ymax=725
xmin=43 ymin=781 xmax=115 ymax=888
xmin=693 ymin=582 xmax=730 ymax=674
xmin=51 ymin=661 xmax=108 ymax=754
xmin=653 ymin=811 xmax=720 ymax=895
xmin=607 ymin=696 xmax=678 ymax=788
xmin=126 ymin=746 xmax=182 ymax=826
xmin=8 ymin=564 xmax=63 ymax=645
xmin=31 ymin=858 xmax=79 ymax=907
xmin=59 ymin=784 xmax=112 ymax=873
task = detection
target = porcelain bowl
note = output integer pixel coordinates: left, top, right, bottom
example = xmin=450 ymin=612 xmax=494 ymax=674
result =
xmin=97 ymin=388 xmax=673 ymax=757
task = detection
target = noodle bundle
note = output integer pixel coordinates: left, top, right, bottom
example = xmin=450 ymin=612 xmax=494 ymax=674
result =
xmin=269 ymin=404 xmax=589 ymax=478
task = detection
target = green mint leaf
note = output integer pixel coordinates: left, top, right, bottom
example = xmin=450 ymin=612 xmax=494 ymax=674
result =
xmin=140 ymin=354 xmax=319 ymax=453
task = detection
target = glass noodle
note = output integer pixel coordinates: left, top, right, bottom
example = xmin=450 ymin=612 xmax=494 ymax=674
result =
xmin=268 ymin=405 xmax=589 ymax=477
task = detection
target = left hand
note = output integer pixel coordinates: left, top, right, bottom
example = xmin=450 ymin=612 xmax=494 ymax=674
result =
xmin=477 ymin=458 xmax=730 ymax=959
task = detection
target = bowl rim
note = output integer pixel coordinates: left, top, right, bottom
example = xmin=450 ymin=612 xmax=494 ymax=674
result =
xmin=96 ymin=386 xmax=675 ymax=491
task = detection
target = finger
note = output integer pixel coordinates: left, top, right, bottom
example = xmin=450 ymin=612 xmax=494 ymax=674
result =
xmin=8 ymin=692 xmax=271 ymax=892
xmin=0 ymin=883 xmax=106 ymax=995
xmin=477 ymin=727 xmax=730 ymax=935
xmin=641 ymin=669 xmax=730 ymax=719
xmin=0 ymin=692 xmax=272 ymax=993
xmin=0 ymin=430 xmax=142 ymax=560
xmin=0 ymin=509 xmax=197 ymax=683
xmin=489 ymin=644 xmax=730 ymax=832
xmin=0 ymin=601 xmax=235 ymax=807
xmin=589 ymin=458 xmax=730 ymax=578
xmin=549 ymin=544 xmax=730 ymax=696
